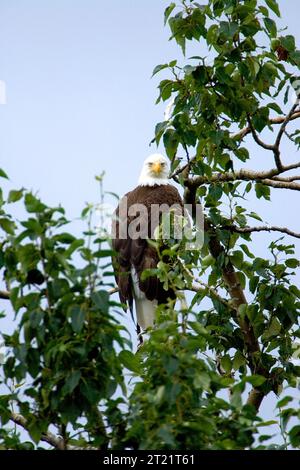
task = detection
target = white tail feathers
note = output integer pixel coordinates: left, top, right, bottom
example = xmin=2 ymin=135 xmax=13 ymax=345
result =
xmin=131 ymin=265 xmax=157 ymax=330
xmin=134 ymin=298 xmax=156 ymax=330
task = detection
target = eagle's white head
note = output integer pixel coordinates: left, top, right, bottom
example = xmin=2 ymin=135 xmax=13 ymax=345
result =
xmin=138 ymin=153 xmax=170 ymax=186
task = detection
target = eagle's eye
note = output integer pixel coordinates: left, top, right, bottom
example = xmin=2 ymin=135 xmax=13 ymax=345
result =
xmin=148 ymin=162 xmax=153 ymax=167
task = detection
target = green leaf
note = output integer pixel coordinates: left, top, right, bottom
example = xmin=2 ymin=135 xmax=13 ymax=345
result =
xmin=264 ymin=317 xmax=281 ymax=339
xmin=284 ymin=85 xmax=290 ymax=105
xmin=193 ymin=371 xmax=211 ymax=391
xmin=152 ymin=63 xmax=169 ymax=77
xmin=70 ymin=305 xmax=85 ymax=333
xmin=63 ymin=370 xmax=81 ymax=395
xmin=29 ymin=309 xmax=43 ymax=328
xmin=53 ymin=233 xmax=76 ymax=244
xmin=157 ymin=425 xmax=176 ymax=446
xmin=207 ymin=24 xmax=219 ymax=45
xmin=264 ymin=17 xmax=277 ymax=38
xmin=285 ymin=258 xmax=300 ymax=269
xmin=220 ymin=355 xmax=232 ymax=373
xmin=0 ymin=168 xmax=9 ymax=179
xmin=164 ymin=2 xmax=176 ymax=25
xmin=28 ymin=422 xmax=42 ymax=444
xmin=255 ymin=183 xmax=270 ymax=200
xmin=235 ymin=147 xmax=250 ymax=162
xmin=252 ymin=107 xmax=270 ymax=132
xmin=248 ymin=211 xmax=263 ymax=222
xmin=119 ymin=350 xmax=141 ymax=374
xmin=24 ymin=193 xmax=46 ymax=213
xmin=163 ymin=129 xmax=179 ymax=158
xmin=65 ymin=239 xmax=84 ymax=258
xmin=246 ymin=375 xmax=266 ymax=386
xmin=233 ymin=351 xmax=246 ymax=370
xmin=249 ymin=276 xmax=259 ymax=294
xmin=93 ymin=249 xmax=114 ymax=258
xmin=268 ymin=102 xmax=283 ymax=115
xmin=8 ymin=189 xmax=24 ymax=203
xmin=219 ymin=21 xmax=239 ymax=40
xmin=240 ymin=244 xmax=255 ymax=259
xmin=276 ymin=396 xmax=293 ymax=408
xmin=290 ymin=50 xmax=300 ymax=68
xmin=154 ymin=121 xmax=168 ymax=145
xmin=281 ymin=35 xmax=295 ymax=52
xmin=91 ymin=290 xmax=109 ymax=314
xmin=289 ymin=425 xmax=300 ymax=448
xmin=264 ymin=0 xmax=281 ymax=17
xmin=0 ymin=218 xmax=15 ymax=235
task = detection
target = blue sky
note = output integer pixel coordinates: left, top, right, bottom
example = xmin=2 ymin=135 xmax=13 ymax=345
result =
xmin=0 ymin=0 xmax=299 ymax=260
xmin=0 ymin=0 xmax=300 ymax=445
xmin=0 ymin=0 xmax=299 ymax=218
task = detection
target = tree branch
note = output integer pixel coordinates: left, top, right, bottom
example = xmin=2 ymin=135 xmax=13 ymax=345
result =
xmin=189 ymin=280 xmax=234 ymax=310
xmin=184 ymin=187 xmax=268 ymax=411
xmin=0 ymin=287 xmax=118 ymax=302
xmin=228 ymin=224 xmax=300 ymax=239
xmin=275 ymin=103 xmax=300 ymax=150
xmin=232 ymin=111 xmax=300 ymax=141
xmin=261 ymin=178 xmax=300 ymax=191
xmin=272 ymin=175 xmax=300 ymax=182
xmin=10 ymin=412 xmax=98 ymax=450
xmin=0 ymin=290 xmax=10 ymax=300
xmin=170 ymin=111 xmax=300 ymax=182
xmin=187 ymin=161 xmax=300 ymax=188
xmin=246 ymin=114 xmax=275 ymax=152
xmin=246 ymin=105 xmax=300 ymax=172
xmin=246 ymin=388 xmax=265 ymax=410
xmin=11 ymin=412 xmax=65 ymax=450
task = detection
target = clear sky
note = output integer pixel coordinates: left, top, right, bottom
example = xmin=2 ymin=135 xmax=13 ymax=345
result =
xmin=0 ymin=0 xmax=300 ymax=445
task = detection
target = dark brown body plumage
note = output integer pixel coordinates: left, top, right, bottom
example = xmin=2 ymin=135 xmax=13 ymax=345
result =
xmin=112 ymin=184 xmax=184 ymax=310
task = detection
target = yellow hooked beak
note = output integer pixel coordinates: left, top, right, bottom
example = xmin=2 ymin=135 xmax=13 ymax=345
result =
xmin=152 ymin=162 xmax=162 ymax=174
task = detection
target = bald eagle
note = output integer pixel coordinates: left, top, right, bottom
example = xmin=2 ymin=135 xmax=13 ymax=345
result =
xmin=112 ymin=153 xmax=184 ymax=335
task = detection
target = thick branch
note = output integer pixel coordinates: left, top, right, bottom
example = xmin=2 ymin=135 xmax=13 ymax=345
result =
xmin=10 ymin=412 xmax=98 ymax=450
xmin=0 ymin=290 xmax=10 ymax=300
xmin=184 ymin=187 xmax=268 ymax=411
xmin=187 ymin=161 xmax=300 ymax=188
xmin=246 ymin=388 xmax=265 ymax=410
xmin=11 ymin=412 xmax=65 ymax=450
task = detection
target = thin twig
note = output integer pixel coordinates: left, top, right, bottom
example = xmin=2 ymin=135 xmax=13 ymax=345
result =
xmin=108 ymin=286 xmax=119 ymax=295
xmin=228 ymin=224 xmax=300 ymax=239
xmin=275 ymin=103 xmax=299 ymax=150
xmin=232 ymin=111 xmax=300 ymax=141
xmin=0 ymin=287 xmax=118 ymax=302
xmin=246 ymin=114 xmax=275 ymax=152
